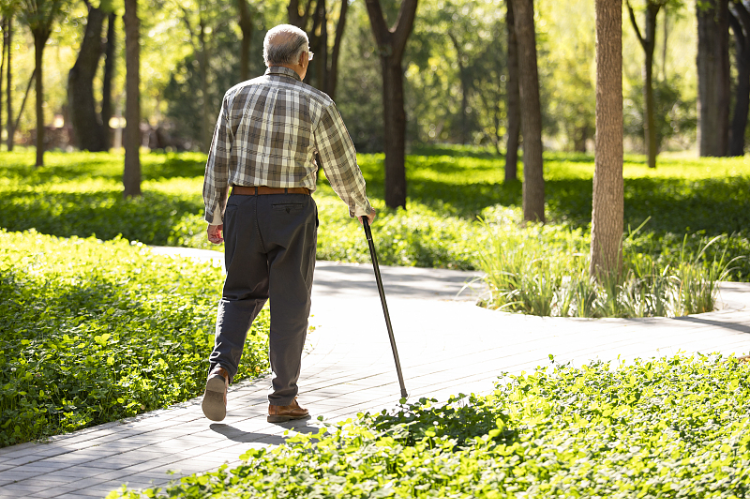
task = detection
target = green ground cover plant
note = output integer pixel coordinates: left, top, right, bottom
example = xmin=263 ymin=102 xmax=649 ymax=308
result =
xmin=0 ymin=230 xmax=269 ymax=447
xmin=110 ymin=354 xmax=750 ymax=498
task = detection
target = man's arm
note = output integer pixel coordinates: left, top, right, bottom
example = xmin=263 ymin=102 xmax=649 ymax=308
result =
xmin=202 ymin=97 xmax=233 ymax=236
xmin=314 ymin=102 xmax=375 ymax=222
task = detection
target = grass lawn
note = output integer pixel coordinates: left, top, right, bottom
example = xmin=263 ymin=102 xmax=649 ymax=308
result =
xmin=109 ymin=354 xmax=750 ymax=498
xmin=0 ymin=148 xmax=747 ymax=276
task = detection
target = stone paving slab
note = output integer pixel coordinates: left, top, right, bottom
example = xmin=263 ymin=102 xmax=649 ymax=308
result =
xmin=3 ymin=249 xmax=750 ymax=498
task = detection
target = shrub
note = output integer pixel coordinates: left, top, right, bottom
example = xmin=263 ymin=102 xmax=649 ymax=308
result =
xmin=109 ymin=354 xmax=750 ymax=498
xmin=0 ymin=230 xmax=269 ymax=447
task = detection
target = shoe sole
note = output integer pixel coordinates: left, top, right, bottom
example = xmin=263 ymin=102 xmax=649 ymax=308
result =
xmin=267 ymin=413 xmax=310 ymax=423
xmin=202 ymin=377 xmax=227 ymax=422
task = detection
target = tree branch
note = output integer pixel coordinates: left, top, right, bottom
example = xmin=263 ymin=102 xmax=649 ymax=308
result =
xmin=14 ymin=66 xmax=35 ymax=133
xmin=730 ymin=7 xmax=746 ymax=50
xmin=733 ymin=0 xmax=750 ymax=38
xmin=364 ymin=0 xmax=389 ymax=47
xmin=626 ymin=0 xmax=646 ymax=49
xmin=297 ymin=0 xmax=314 ymax=30
xmin=392 ymin=0 xmax=418 ymax=55
xmin=177 ymin=4 xmax=198 ymax=53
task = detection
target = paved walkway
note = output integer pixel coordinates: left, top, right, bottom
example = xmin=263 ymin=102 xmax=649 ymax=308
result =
xmin=2 ymin=247 xmax=750 ymax=498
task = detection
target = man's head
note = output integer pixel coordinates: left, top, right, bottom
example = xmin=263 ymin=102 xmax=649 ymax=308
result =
xmin=263 ymin=24 xmax=312 ymax=80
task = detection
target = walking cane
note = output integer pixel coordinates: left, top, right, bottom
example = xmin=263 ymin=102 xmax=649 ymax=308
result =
xmin=361 ymin=217 xmax=409 ymax=399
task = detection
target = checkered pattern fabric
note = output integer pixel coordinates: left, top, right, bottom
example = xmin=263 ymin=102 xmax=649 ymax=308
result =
xmin=203 ymin=66 xmax=373 ymax=224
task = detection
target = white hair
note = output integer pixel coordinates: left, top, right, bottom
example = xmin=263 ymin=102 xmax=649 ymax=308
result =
xmin=263 ymin=24 xmax=309 ymax=65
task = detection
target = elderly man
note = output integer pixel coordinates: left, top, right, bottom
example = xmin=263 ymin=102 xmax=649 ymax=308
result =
xmin=200 ymin=24 xmax=376 ymax=423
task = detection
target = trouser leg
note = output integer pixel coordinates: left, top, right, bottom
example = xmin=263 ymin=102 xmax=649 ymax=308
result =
xmin=209 ymin=195 xmax=268 ymax=383
xmin=258 ymin=194 xmax=318 ymax=406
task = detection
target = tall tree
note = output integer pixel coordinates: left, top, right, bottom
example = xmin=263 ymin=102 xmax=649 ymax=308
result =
xmin=237 ymin=0 xmax=254 ymax=81
xmin=175 ymin=0 xmax=232 ymax=152
xmin=123 ymin=0 xmax=141 ymax=197
xmin=19 ymin=0 xmax=68 ymax=166
xmin=288 ymin=0 xmax=313 ymax=28
xmin=510 ymin=0 xmax=544 ymax=222
xmin=288 ymin=0 xmax=350 ymax=99
xmin=326 ymin=0 xmax=347 ymax=99
xmin=1 ymin=1 xmax=19 ymax=151
xmin=68 ymin=0 xmax=107 ymax=151
xmin=728 ymin=0 xmax=750 ymax=156
xmin=505 ymin=0 xmax=520 ymax=182
xmin=447 ymin=31 xmax=470 ymax=145
xmin=4 ymin=13 xmax=13 ymax=151
xmin=1 ymin=16 xmax=6 ymax=145
xmin=177 ymin=2 xmax=211 ymax=152
xmin=364 ymin=0 xmax=418 ymax=209
xmin=309 ymin=0 xmax=328 ymax=90
xmin=100 ymin=10 xmax=115 ymax=148
xmin=626 ymin=0 xmax=675 ymax=169
xmin=590 ymin=0 xmax=624 ymax=278
xmin=697 ymin=0 xmax=730 ymax=157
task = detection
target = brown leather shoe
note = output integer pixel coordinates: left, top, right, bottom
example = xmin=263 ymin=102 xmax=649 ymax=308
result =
xmin=202 ymin=366 xmax=229 ymax=421
xmin=267 ymin=398 xmax=309 ymax=423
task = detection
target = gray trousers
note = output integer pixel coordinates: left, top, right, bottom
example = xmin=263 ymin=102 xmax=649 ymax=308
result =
xmin=209 ymin=193 xmax=318 ymax=406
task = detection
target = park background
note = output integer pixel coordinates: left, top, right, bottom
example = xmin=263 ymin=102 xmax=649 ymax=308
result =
xmin=2 ymin=0 xmax=750 ymax=497
xmin=0 ymin=0 xmax=707 ymax=155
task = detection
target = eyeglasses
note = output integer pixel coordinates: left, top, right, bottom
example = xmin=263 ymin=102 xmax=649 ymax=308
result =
xmin=308 ymin=51 xmax=314 ymax=61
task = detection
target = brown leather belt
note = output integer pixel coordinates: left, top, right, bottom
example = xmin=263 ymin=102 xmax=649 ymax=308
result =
xmin=232 ymin=186 xmax=310 ymax=196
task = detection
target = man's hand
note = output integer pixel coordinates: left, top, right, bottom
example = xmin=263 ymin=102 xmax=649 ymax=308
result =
xmin=359 ymin=209 xmax=377 ymax=225
xmin=207 ymin=224 xmax=224 ymax=244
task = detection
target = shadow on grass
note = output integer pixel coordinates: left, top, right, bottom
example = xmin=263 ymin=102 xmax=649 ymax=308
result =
xmin=0 ymin=151 xmax=206 ymax=184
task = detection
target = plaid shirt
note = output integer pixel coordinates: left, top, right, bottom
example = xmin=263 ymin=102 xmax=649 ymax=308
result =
xmin=203 ymin=66 xmax=372 ymax=224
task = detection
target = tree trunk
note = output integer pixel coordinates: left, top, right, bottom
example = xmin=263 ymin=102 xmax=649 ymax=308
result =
xmin=123 ymin=0 xmax=141 ymax=197
xmin=68 ymin=5 xmax=107 ymax=151
xmin=643 ymin=3 xmax=658 ymax=167
xmin=1 ymin=17 xmax=5 ymax=146
xmin=574 ymin=124 xmax=588 ymax=153
xmin=288 ymin=0 xmax=314 ymax=29
xmin=5 ymin=15 xmax=12 ymax=151
xmin=511 ymin=0 xmax=544 ymax=222
xmin=198 ymin=19 xmax=212 ymax=153
xmin=33 ymin=31 xmax=47 ymax=167
xmin=506 ymin=0 xmax=520 ymax=182
xmin=326 ymin=0 xmax=348 ymax=99
xmin=293 ymin=0 xmax=348 ymax=99
xmin=238 ymin=0 xmax=253 ymax=81
xmin=364 ymin=0 xmax=419 ymax=210
xmin=697 ymin=0 xmax=730 ymax=157
xmin=627 ymin=0 xmax=659 ymax=168
xmin=661 ymin=9 xmax=668 ymax=81
xmin=101 ymin=12 xmax=116 ymax=149
xmin=382 ymin=59 xmax=407 ymax=208
xmin=590 ymin=0 xmax=624 ymax=279
xmin=729 ymin=3 xmax=750 ymax=156
xmin=448 ymin=32 xmax=469 ymax=145
xmin=309 ymin=0 xmax=328 ymax=90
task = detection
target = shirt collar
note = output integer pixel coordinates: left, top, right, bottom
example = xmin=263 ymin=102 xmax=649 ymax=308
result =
xmin=264 ymin=66 xmax=302 ymax=81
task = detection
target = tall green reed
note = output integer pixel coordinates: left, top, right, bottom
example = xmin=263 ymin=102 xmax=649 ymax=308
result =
xmin=475 ymin=208 xmax=743 ymax=318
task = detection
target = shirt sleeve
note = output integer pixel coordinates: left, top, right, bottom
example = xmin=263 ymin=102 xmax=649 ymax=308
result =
xmin=203 ymin=96 xmax=233 ymax=225
xmin=314 ymin=102 xmax=373 ymax=218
